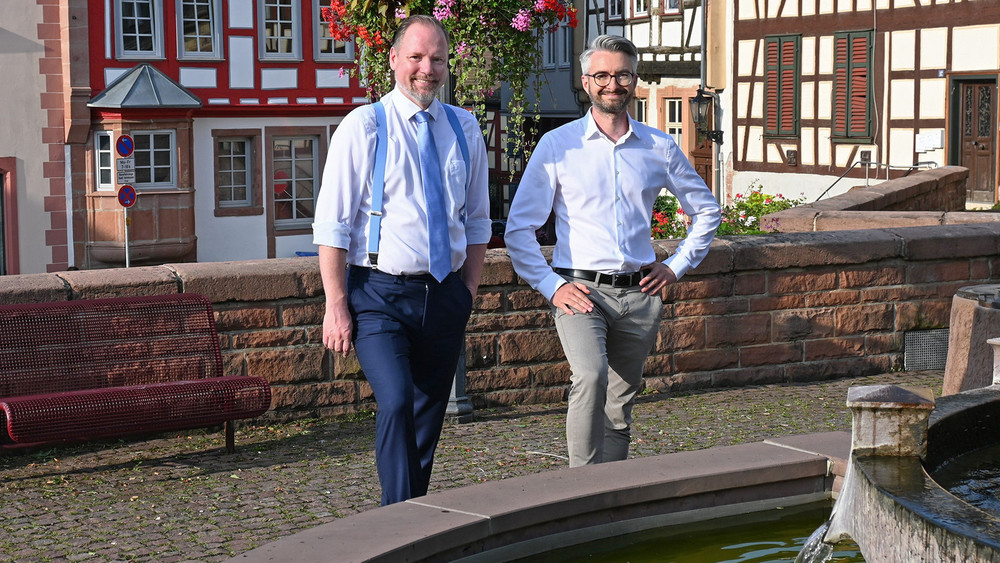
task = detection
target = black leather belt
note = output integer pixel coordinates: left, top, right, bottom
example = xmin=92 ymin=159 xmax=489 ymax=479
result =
xmin=553 ymin=267 xmax=646 ymax=287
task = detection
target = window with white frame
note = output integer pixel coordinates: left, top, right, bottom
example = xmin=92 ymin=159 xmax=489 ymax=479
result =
xmin=177 ymin=0 xmax=222 ymax=59
xmin=665 ymin=98 xmax=683 ymax=145
xmin=635 ymin=97 xmax=648 ymax=123
xmin=116 ymin=0 xmax=165 ymax=59
xmin=95 ymin=132 xmax=114 ymax=191
xmin=217 ymin=138 xmax=253 ymax=207
xmin=132 ymin=131 xmax=176 ymax=188
xmin=313 ymin=0 xmax=353 ymax=61
xmin=607 ymin=0 xmax=623 ymax=20
xmin=662 ymin=0 xmax=680 ymax=14
xmin=634 ymin=0 xmax=648 ymax=16
xmin=271 ymin=136 xmax=318 ymax=229
xmin=260 ymin=0 xmax=302 ymax=60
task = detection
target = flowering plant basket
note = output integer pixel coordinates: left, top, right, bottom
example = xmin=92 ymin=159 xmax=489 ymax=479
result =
xmin=322 ymin=0 xmax=578 ymax=158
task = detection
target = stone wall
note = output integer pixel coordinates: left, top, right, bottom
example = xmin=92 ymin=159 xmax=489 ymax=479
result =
xmin=2 ymin=220 xmax=999 ymax=422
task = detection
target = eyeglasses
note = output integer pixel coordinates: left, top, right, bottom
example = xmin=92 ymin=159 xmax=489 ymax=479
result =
xmin=584 ymin=72 xmax=635 ymax=87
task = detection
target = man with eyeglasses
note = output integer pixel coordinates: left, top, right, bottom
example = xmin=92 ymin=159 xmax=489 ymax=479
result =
xmin=505 ymin=34 xmax=721 ymax=467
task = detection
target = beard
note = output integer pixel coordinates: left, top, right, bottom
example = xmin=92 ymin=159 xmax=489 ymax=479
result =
xmin=590 ymin=87 xmax=633 ymax=115
xmin=399 ymin=75 xmax=443 ymax=107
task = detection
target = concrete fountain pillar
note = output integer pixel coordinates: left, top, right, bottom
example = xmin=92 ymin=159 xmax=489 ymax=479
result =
xmin=845 ymin=385 xmax=936 ymax=457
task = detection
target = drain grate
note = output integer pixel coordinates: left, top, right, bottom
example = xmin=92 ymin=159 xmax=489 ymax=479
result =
xmin=903 ymin=329 xmax=950 ymax=370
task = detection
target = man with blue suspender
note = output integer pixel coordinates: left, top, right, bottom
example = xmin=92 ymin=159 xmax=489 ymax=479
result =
xmin=312 ymin=15 xmax=490 ymax=505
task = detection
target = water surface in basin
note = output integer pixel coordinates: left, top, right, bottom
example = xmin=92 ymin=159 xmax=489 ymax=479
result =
xmin=514 ymin=503 xmax=864 ymax=563
xmin=933 ymin=441 xmax=1000 ymax=518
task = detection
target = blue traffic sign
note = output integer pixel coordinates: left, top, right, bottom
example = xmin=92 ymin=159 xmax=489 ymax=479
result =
xmin=118 ymin=185 xmax=137 ymax=208
xmin=116 ymin=135 xmax=135 ymax=157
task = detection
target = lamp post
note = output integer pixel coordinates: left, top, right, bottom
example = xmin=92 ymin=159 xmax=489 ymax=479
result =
xmin=689 ymin=88 xmax=723 ymax=144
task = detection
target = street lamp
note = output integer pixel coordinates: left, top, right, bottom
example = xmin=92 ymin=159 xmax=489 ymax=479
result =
xmin=690 ymin=88 xmax=723 ymax=144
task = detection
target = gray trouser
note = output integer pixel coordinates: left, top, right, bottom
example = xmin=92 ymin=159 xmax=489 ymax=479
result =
xmin=553 ymin=279 xmax=664 ymax=467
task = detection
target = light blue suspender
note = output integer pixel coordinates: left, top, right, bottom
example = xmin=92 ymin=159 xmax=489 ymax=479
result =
xmin=367 ymin=101 xmax=471 ymax=265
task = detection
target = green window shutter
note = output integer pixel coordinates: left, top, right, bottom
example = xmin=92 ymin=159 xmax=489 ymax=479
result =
xmin=833 ymin=30 xmax=872 ymax=138
xmin=765 ymin=35 xmax=800 ymax=136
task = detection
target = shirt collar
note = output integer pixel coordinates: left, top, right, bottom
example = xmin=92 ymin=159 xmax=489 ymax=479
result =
xmin=583 ymin=109 xmax=639 ymax=143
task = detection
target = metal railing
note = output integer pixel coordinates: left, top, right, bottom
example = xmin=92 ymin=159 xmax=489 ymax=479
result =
xmin=814 ymin=159 xmax=938 ymax=202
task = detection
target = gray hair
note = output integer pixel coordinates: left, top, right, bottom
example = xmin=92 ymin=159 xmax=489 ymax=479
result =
xmin=392 ymin=14 xmax=450 ymax=49
xmin=579 ymin=35 xmax=638 ymax=73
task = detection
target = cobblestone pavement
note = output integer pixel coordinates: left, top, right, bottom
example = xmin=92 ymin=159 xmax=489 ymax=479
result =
xmin=0 ymin=370 xmax=943 ymax=562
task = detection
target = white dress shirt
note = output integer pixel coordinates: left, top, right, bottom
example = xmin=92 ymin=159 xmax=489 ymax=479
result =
xmin=312 ymin=88 xmax=491 ymax=275
xmin=504 ymin=111 xmax=722 ymax=300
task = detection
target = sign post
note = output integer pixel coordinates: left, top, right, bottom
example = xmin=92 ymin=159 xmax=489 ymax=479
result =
xmin=118 ymin=184 xmax=137 ymax=267
xmin=115 ymin=135 xmax=136 ymax=267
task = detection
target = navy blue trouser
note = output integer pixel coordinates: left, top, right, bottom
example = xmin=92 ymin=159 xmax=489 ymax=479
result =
xmin=347 ymin=266 xmax=473 ymax=505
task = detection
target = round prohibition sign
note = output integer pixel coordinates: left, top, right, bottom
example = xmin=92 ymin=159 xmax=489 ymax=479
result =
xmin=116 ymin=134 xmax=135 ymax=157
xmin=118 ymin=185 xmax=137 ymax=208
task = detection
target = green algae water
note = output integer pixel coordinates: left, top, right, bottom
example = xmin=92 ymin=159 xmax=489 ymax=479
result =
xmin=514 ymin=503 xmax=865 ymax=563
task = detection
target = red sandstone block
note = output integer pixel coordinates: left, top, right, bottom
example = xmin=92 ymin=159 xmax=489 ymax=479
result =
xmin=784 ymin=357 xmax=879 ymax=382
xmin=803 ymin=337 xmax=865 ymax=361
xmin=734 ymin=272 xmax=766 ymax=295
xmin=673 ymin=297 xmax=749 ymax=317
xmin=44 ymin=229 xmax=67 ymax=246
xmin=333 ymin=351 xmax=362 ymax=377
xmin=859 ymin=285 xmax=937 ymax=303
xmin=840 ymin=266 xmax=906 ymax=288
xmin=642 ymin=354 xmax=672 ymax=378
xmin=232 ymin=329 xmax=308 ymax=349
xmin=282 ymin=301 xmax=324 ymax=326
xmin=42 ymin=160 xmax=63 ymax=178
xmin=835 ymin=303 xmax=894 ymax=333
xmin=41 ymin=126 xmax=63 ymax=143
xmin=245 ymin=347 xmax=325 ymax=383
xmin=666 ymin=276 xmax=732 ymax=301
xmin=221 ymin=351 xmax=244 ymax=376
xmin=216 ymin=306 xmax=281 ymax=330
xmin=894 ymin=223 xmax=1000 ymax=261
xmin=894 ymin=299 xmax=952 ymax=331
xmin=740 ymin=342 xmax=802 ymax=366
xmin=466 ymin=311 xmax=553 ymax=332
xmin=498 ymin=329 xmax=563 ymax=364
xmin=36 ymin=22 xmax=60 ymax=40
xmin=748 ymin=294 xmax=807 ymax=312
xmin=655 ymin=317 xmax=706 ymax=353
xmin=48 ymin=210 xmax=66 ymax=229
xmin=864 ymin=333 xmax=901 ymax=355
xmin=705 ymin=313 xmax=770 ymax=347
xmin=466 ymin=333 xmax=497 ymax=368
xmin=673 ymin=348 xmax=738 ymax=372
xmin=769 ymin=270 xmax=837 ymax=294
xmin=772 ymin=308 xmax=836 ymax=341
xmin=270 ymin=381 xmax=358 ymax=409
xmin=480 ymin=252 xmax=517 ymax=285
xmin=38 ymin=57 xmax=61 ymax=75
xmin=465 ymin=367 xmax=531 ymax=391
xmin=907 ymin=261 xmax=973 ymax=284
xmin=40 ymin=92 xmax=63 ymax=110
xmin=971 ymin=258 xmax=991 ymax=280
xmin=474 ymin=291 xmax=502 ymax=312
xmin=815 ymin=211 xmax=942 ymax=232
xmin=712 ymin=366 xmax=786 ymax=387
xmin=508 ymin=289 xmax=549 ymax=310
xmin=644 ymin=371 xmax=713 ymax=393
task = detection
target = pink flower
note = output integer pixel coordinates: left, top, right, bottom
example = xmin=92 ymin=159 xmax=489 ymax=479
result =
xmin=456 ymin=42 xmax=469 ymax=57
xmin=395 ymin=7 xmax=406 ymax=18
xmin=511 ymin=9 xmax=532 ymax=31
xmin=434 ymin=0 xmax=455 ymax=20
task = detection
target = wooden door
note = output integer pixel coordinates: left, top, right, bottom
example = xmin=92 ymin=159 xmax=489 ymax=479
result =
xmin=960 ymin=81 xmax=997 ymax=204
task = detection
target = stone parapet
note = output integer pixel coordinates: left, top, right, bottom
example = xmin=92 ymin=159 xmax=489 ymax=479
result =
xmin=1 ymin=220 xmax=998 ymax=421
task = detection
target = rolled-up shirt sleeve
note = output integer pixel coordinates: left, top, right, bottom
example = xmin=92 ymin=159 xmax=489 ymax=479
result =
xmin=661 ymin=143 xmax=722 ymax=280
xmin=459 ymin=109 xmax=492 ymax=247
xmin=313 ymin=108 xmax=375 ymax=251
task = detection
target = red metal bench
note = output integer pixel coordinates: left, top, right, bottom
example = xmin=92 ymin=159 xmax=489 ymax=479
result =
xmin=0 ymin=293 xmax=271 ymax=453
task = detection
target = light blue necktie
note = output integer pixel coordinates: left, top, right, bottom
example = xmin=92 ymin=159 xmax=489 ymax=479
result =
xmin=414 ymin=110 xmax=451 ymax=282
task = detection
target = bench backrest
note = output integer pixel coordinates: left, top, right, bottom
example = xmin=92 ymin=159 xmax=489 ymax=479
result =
xmin=0 ymin=293 xmax=223 ymax=398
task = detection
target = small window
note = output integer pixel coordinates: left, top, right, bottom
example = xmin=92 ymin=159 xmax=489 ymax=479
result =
xmin=313 ymin=0 xmax=353 ymax=61
xmin=177 ymin=0 xmax=222 ymax=59
xmin=132 ymin=130 xmax=176 ymax=188
xmin=662 ymin=0 xmax=680 ymax=15
xmin=634 ymin=0 xmax=648 ymax=16
xmin=607 ymin=0 xmax=623 ymax=20
xmin=95 ymin=132 xmax=115 ymax=191
xmin=213 ymin=129 xmax=264 ymax=216
xmin=271 ymin=136 xmax=317 ymax=229
xmin=664 ymin=98 xmax=682 ymax=146
xmin=635 ymin=97 xmax=648 ymax=123
xmin=260 ymin=0 xmax=302 ymax=60
xmin=116 ymin=0 xmax=165 ymax=59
